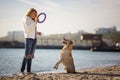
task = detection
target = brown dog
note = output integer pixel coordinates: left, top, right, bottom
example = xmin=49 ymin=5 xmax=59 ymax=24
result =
xmin=53 ymin=38 xmax=75 ymax=73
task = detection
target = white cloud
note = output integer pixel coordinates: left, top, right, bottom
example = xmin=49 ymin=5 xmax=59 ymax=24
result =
xmin=17 ymin=0 xmax=37 ymax=6
xmin=17 ymin=0 xmax=61 ymax=11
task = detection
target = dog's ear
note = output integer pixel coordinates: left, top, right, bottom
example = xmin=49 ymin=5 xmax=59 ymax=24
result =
xmin=69 ymin=40 xmax=73 ymax=44
xmin=63 ymin=38 xmax=69 ymax=41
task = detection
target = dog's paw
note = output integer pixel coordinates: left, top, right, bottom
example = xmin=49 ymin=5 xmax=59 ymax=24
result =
xmin=53 ymin=66 xmax=58 ymax=70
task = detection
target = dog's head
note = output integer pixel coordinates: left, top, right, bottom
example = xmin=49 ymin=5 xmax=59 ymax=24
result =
xmin=62 ymin=38 xmax=73 ymax=49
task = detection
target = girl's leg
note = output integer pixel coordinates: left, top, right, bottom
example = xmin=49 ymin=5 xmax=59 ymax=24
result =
xmin=25 ymin=38 xmax=32 ymax=57
xmin=27 ymin=59 xmax=32 ymax=72
xmin=20 ymin=38 xmax=33 ymax=72
xmin=31 ymin=39 xmax=37 ymax=58
xmin=21 ymin=58 xmax=27 ymax=72
xmin=27 ymin=39 xmax=36 ymax=73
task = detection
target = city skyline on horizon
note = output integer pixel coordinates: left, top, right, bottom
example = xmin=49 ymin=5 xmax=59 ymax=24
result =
xmin=4 ymin=26 xmax=119 ymax=37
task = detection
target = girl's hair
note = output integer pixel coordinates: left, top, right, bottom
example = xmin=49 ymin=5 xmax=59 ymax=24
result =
xmin=25 ymin=8 xmax=37 ymax=21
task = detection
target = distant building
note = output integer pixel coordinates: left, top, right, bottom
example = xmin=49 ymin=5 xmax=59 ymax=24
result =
xmin=95 ymin=26 xmax=117 ymax=34
xmin=7 ymin=31 xmax=24 ymax=37
xmin=81 ymin=34 xmax=102 ymax=47
xmin=7 ymin=31 xmax=24 ymax=42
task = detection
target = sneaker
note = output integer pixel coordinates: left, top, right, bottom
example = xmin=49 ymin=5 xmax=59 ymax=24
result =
xmin=18 ymin=72 xmax=24 ymax=76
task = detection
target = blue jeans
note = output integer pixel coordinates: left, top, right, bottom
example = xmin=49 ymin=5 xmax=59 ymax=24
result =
xmin=21 ymin=38 xmax=37 ymax=72
xmin=25 ymin=38 xmax=37 ymax=56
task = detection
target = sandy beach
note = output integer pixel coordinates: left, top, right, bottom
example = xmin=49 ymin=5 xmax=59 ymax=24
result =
xmin=0 ymin=65 xmax=120 ymax=80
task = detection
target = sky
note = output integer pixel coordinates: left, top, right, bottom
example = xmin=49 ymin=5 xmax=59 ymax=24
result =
xmin=0 ymin=0 xmax=120 ymax=37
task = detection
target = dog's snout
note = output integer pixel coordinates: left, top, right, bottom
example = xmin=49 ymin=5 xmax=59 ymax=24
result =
xmin=63 ymin=41 xmax=67 ymax=44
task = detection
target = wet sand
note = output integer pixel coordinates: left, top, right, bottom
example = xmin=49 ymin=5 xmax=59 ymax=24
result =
xmin=0 ymin=65 xmax=120 ymax=80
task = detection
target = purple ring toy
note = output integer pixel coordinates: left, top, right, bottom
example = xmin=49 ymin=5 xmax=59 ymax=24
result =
xmin=37 ymin=13 xmax=46 ymax=23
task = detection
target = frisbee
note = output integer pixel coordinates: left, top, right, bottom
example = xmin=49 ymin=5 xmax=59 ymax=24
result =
xmin=37 ymin=13 xmax=46 ymax=23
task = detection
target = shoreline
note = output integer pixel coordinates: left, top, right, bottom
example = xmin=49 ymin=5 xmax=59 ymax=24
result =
xmin=0 ymin=65 xmax=120 ymax=80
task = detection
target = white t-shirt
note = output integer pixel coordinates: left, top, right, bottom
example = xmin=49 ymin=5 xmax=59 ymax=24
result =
xmin=23 ymin=16 xmax=37 ymax=39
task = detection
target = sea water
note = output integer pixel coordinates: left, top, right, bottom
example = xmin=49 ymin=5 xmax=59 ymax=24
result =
xmin=0 ymin=48 xmax=120 ymax=76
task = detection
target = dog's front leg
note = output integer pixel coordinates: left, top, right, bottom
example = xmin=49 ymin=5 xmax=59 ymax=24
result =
xmin=53 ymin=60 xmax=61 ymax=70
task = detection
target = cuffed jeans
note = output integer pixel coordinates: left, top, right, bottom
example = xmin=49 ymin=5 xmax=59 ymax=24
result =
xmin=21 ymin=38 xmax=37 ymax=72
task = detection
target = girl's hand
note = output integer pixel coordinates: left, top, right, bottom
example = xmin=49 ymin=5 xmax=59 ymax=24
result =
xmin=37 ymin=32 xmax=41 ymax=36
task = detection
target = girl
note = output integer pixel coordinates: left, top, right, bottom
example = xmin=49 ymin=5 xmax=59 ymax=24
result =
xmin=19 ymin=8 xmax=41 ymax=76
